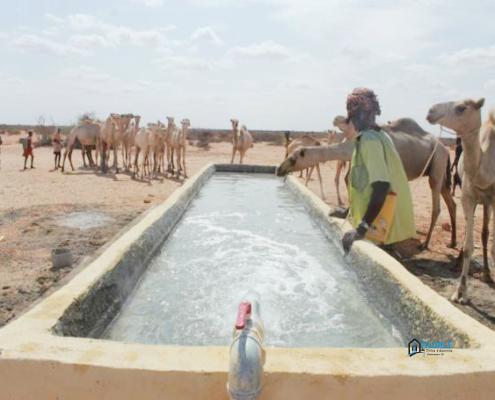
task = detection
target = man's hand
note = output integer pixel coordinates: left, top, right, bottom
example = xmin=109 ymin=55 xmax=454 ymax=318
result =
xmin=342 ymin=222 xmax=368 ymax=254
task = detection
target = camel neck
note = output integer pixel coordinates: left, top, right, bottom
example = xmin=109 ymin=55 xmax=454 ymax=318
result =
xmin=459 ymin=125 xmax=482 ymax=178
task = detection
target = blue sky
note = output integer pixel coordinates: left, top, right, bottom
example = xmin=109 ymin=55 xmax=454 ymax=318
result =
xmin=0 ymin=0 xmax=494 ymax=130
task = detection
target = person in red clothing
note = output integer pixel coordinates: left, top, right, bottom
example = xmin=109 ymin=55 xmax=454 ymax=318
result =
xmin=23 ymin=131 xmax=34 ymax=170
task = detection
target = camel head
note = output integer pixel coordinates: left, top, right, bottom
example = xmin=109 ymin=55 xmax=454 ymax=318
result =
xmin=426 ymin=98 xmax=485 ymax=135
xmin=327 ymin=129 xmax=339 ymax=144
xmin=276 ymin=147 xmax=312 ymax=176
xmin=181 ymin=118 xmax=191 ymax=129
xmin=333 ymin=115 xmax=354 ymax=139
xmin=166 ymin=116 xmax=175 ymax=127
xmin=134 ymin=115 xmax=141 ymax=129
xmin=230 ymin=118 xmax=239 ymax=130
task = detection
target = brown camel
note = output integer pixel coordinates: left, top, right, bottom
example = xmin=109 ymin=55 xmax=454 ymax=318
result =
xmin=283 ymin=132 xmax=325 ymax=198
xmin=427 ymin=97 xmax=494 ymax=303
xmin=277 ymin=117 xmax=457 ymax=250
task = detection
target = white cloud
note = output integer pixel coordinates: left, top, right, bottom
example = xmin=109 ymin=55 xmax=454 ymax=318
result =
xmin=191 ymin=26 xmax=224 ymax=46
xmin=12 ymin=34 xmax=85 ymax=56
xmin=35 ymin=13 xmax=177 ymax=51
xmin=154 ymin=55 xmax=225 ymax=72
xmin=227 ymin=40 xmax=296 ymax=62
xmin=439 ymin=46 xmax=495 ymax=69
xmin=70 ymin=34 xmax=112 ymax=48
xmin=130 ymin=0 xmax=164 ymax=7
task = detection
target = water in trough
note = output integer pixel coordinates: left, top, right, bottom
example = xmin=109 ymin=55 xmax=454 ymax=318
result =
xmin=103 ymin=173 xmax=403 ymax=347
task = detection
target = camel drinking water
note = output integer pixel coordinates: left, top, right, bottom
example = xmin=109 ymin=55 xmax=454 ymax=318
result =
xmin=230 ymin=119 xmax=253 ymax=164
xmin=427 ymin=97 xmax=494 ymax=304
xmin=277 ymin=116 xmax=457 ymax=250
xmin=284 ymin=132 xmax=325 ymax=199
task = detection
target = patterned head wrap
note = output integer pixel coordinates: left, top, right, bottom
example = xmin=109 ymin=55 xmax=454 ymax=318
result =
xmin=346 ymin=88 xmax=381 ymax=120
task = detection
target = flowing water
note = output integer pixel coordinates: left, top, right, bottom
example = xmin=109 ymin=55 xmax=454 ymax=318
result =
xmin=103 ymin=173 xmax=403 ymax=347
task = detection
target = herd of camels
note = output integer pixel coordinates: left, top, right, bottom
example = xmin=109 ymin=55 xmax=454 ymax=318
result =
xmin=59 ymin=96 xmax=494 ymax=304
xmin=62 ymin=115 xmax=253 ymax=179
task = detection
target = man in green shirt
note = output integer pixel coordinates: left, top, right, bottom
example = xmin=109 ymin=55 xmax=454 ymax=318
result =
xmin=342 ymin=88 xmax=416 ymax=253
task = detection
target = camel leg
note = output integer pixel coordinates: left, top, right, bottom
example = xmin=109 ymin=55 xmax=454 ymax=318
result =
xmin=315 ymin=163 xmax=325 ymax=200
xmin=101 ymin=142 xmax=108 ymax=173
xmin=240 ymin=150 xmax=245 ymax=165
xmin=420 ymin=176 xmax=442 ymax=250
xmin=441 ymin=183 xmax=457 ymax=248
xmin=88 ymin=148 xmax=95 ymax=167
xmin=176 ymin=147 xmax=182 ymax=177
xmin=335 ymin=161 xmax=344 ymax=206
xmin=182 ymin=146 xmax=187 ymax=178
xmin=305 ymin=166 xmax=314 ymax=186
xmin=61 ymin=149 xmax=68 ymax=172
xmin=231 ymin=148 xmax=236 ymax=164
xmin=68 ymin=149 xmax=75 ymax=171
xmin=113 ymin=145 xmax=119 ymax=173
xmin=170 ymin=148 xmax=175 ymax=173
xmin=451 ymin=199 xmax=476 ymax=304
xmin=489 ymin=203 xmax=495 ymax=283
xmin=82 ymin=146 xmax=87 ymax=168
xmin=481 ymin=205 xmax=494 ymax=283
xmin=133 ymin=147 xmax=140 ymax=178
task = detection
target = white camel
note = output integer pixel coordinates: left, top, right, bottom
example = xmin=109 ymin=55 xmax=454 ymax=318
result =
xmin=99 ymin=113 xmax=133 ymax=173
xmin=61 ymin=120 xmax=100 ymax=172
xmin=133 ymin=126 xmax=154 ymax=180
xmin=230 ymin=119 xmax=253 ymax=164
xmin=427 ymin=97 xmax=494 ymax=303
xmin=277 ymin=116 xmax=457 ymax=250
xmin=170 ymin=118 xmax=190 ymax=178
xmin=122 ymin=115 xmax=141 ymax=172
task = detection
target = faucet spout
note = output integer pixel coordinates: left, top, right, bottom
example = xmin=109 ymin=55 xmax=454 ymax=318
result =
xmin=227 ymin=294 xmax=265 ymax=400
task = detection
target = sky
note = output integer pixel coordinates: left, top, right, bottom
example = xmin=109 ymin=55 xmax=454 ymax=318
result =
xmin=0 ymin=0 xmax=494 ymax=131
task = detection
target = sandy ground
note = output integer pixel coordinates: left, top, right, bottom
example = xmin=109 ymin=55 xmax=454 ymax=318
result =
xmin=0 ymin=141 xmax=494 ymax=332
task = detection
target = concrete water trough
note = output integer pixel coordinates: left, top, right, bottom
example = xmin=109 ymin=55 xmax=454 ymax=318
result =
xmin=0 ymin=163 xmax=494 ymax=399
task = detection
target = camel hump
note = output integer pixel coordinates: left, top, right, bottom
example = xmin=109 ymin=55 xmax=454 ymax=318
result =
xmin=489 ymin=109 xmax=495 ymax=125
xmin=384 ymin=117 xmax=428 ymax=137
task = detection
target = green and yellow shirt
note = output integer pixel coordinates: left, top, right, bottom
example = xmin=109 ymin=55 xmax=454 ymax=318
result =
xmin=349 ymin=129 xmax=416 ymax=245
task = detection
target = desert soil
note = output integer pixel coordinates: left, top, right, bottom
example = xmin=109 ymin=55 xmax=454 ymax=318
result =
xmin=0 ymin=140 xmax=494 ymax=332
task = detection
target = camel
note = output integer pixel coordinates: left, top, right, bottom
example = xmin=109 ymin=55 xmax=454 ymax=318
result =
xmin=122 ymin=115 xmax=141 ymax=171
xmin=169 ymin=118 xmax=190 ymax=178
xmin=277 ymin=116 xmax=457 ymax=250
xmin=133 ymin=126 xmax=155 ymax=180
xmin=166 ymin=117 xmax=177 ymax=173
xmin=329 ymin=119 xmax=350 ymax=206
xmin=284 ymin=132 xmax=325 ymax=198
xmin=99 ymin=113 xmax=134 ymax=173
xmin=230 ymin=119 xmax=253 ymax=164
xmin=426 ymin=97 xmax=494 ymax=304
xmin=61 ymin=120 xmax=100 ymax=172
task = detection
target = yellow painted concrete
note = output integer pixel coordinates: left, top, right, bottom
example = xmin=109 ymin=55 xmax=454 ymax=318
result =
xmin=0 ymin=165 xmax=494 ymax=399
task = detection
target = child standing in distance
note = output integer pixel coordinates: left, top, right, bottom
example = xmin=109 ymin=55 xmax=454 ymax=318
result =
xmin=52 ymin=128 xmax=63 ymax=170
xmin=23 ymin=131 xmax=34 ymax=170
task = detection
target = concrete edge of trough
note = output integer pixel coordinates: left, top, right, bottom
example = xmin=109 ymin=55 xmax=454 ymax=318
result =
xmin=0 ymin=163 xmax=494 ymax=400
